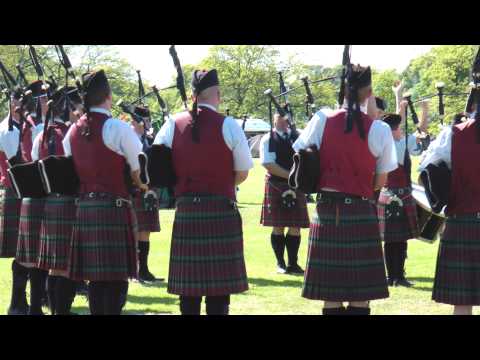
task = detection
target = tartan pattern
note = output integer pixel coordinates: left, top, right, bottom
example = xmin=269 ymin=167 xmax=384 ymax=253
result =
xmin=302 ymin=199 xmax=389 ymax=302
xmin=37 ymin=195 xmax=76 ymax=271
xmin=260 ymin=177 xmax=310 ymax=228
xmin=16 ymin=198 xmax=46 ymax=264
xmin=132 ymin=190 xmax=160 ymax=233
xmin=433 ymin=214 xmax=480 ymax=305
xmin=68 ymin=196 xmax=138 ymax=281
xmin=167 ymin=194 xmax=248 ymax=296
xmin=0 ymin=188 xmax=21 ymax=258
xmin=377 ymin=187 xmax=420 ymax=243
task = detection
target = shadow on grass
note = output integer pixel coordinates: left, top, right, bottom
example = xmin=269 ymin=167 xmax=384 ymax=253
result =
xmin=70 ymin=306 xmax=174 ymax=315
xmin=408 ymin=277 xmax=434 ymax=292
xmin=248 ymin=277 xmax=304 ymax=288
xmin=126 ymin=294 xmax=177 ymax=306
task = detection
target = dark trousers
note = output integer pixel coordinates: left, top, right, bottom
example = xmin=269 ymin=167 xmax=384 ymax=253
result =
xmin=179 ymin=295 xmax=231 ymax=315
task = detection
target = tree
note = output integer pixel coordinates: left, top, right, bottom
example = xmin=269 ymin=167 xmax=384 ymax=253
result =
xmin=402 ymin=45 xmax=477 ymax=134
xmin=372 ymin=69 xmax=400 ymax=114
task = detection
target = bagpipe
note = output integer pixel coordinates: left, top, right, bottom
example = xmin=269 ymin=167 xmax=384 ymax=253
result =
xmin=262 ymin=45 xmax=348 ymax=194
xmin=135 ymin=45 xmax=187 ymax=189
xmin=7 ymin=45 xmax=84 ymax=199
xmin=116 ymin=69 xmax=171 ymax=136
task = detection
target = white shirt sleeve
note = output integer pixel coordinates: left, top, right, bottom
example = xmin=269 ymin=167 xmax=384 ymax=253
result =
xmin=62 ymin=126 xmax=73 ymax=157
xmin=103 ymin=119 xmax=142 ymax=172
xmin=0 ymin=128 xmax=20 ymax=159
xmin=408 ymin=134 xmax=423 ymax=156
xmin=368 ymin=121 xmax=398 ymax=174
xmin=31 ymin=133 xmax=42 ymax=161
xmin=222 ymin=116 xmax=254 ymax=171
xmin=259 ymin=133 xmax=276 ymax=165
xmin=419 ymin=126 xmax=452 ymax=171
xmin=153 ymin=115 xmax=175 ymax=148
xmin=292 ymin=111 xmax=327 ymax=152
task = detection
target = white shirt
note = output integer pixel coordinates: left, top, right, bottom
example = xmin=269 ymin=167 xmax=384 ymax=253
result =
xmin=260 ymin=129 xmax=292 ymax=165
xmin=0 ymin=116 xmax=20 ymax=159
xmin=293 ymin=110 xmax=398 ymax=174
xmin=419 ymin=125 xmax=453 ymax=171
xmin=62 ymin=108 xmax=143 ymax=171
xmin=154 ymin=103 xmax=254 ymax=172
xmin=394 ymin=134 xmax=423 ymax=166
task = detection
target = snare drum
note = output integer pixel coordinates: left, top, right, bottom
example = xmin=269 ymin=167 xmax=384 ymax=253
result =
xmin=412 ymin=183 xmax=446 ymax=243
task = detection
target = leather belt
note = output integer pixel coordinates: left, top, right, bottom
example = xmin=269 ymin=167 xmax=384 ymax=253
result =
xmin=79 ymin=192 xmax=132 ymax=208
xmin=317 ymin=191 xmax=372 ymax=205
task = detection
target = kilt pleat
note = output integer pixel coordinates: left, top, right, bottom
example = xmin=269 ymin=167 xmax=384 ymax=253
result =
xmin=16 ymin=198 xmax=46 ymax=264
xmin=0 ymin=188 xmax=21 ymax=258
xmin=433 ymin=215 xmax=480 ymax=305
xmin=37 ymin=195 xmax=76 ymax=271
xmin=302 ymin=199 xmax=389 ymax=302
xmin=260 ymin=176 xmax=310 ymax=228
xmin=132 ymin=190 xmax=160 ymax=233
xmin=167 ymin=194 xmax=248 ymax=296
xmin=377 ymin=187 xmax=419 ymax=243
xmin=68 ymin=196 xmax=138 ymax=281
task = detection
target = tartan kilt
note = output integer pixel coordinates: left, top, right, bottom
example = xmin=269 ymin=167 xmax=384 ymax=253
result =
xmin=377 ymin=187 xmax=420 ymax=243
xmin=68 ymin=195 xmax=138 ymax=281
xmin=37 ymin=195 xmax=77 ymax=271
xmin=16 ymin=197 xmax=46 ymax=264
xmin=132 ymin=190 xmax=160 ymax=233
xmin=302 ymin=198 xmax=389 ymax=302
xmin=260 ymin=177 xmax=310 ymax=228
xmin=167 ymin=194 xmax=248 ymax=297
xmin=433 ymin=214 xmax=480 ymax=305
xmin=0 ymin=187 xmax=21 ymax=258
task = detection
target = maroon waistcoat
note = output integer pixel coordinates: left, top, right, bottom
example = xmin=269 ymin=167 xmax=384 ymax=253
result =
xmin=172 ymin=107 xmax=235 ymax=200
xmin=318 ymin=110 xmax=376 ymax=199
xmin=70 ymin=112 xmax=129 ymax=198
xmin=38 ymin=122 xmax=69 ymax=159
xmin=386 ymin=165 xmax=409 ymax=189
xmin=448 ymin=119 xmax=480 ymax=215
xmin=0 ymin=151 xmax=11 ymax=188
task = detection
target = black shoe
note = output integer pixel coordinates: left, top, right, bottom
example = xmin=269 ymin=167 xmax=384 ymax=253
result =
xmin=387 ymin=278 xmax=395 ymax=286
xmin=286 ymin=264 xmax=305 ymax=274
xmin=139 ymin=270 xmax=165 ymax=283
xmin=7 ymin=304 xmax=29 ymax=315
xmin=395 ymin=277 xmax=414 ymax=288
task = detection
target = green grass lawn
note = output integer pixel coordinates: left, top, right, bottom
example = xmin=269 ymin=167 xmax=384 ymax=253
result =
xmin=0 ymin=158 xmax=473 ymax=315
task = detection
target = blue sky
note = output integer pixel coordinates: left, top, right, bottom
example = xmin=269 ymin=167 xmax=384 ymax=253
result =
xmin=115 ymin=45 xmax=435 ymax=88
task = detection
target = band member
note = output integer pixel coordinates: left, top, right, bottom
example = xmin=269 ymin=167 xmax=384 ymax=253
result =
xmin=155 ymin=69 xmax=253 ymax=315
xmin=293 ymin=65 xmax=397 ymax=315
xmin=377 ymin=111 xmax=423 ymax=287
xmin=33 ymin=87 xmax=83 ymax=315
xmin=130 ymin=106 xmax=162 ymax=283
xmin=62 ymin=70 xmax=145 ymax=315
xmin=0 ymin=88 xmax=29 ymax=315
xmin=419 ymin=100 xmax=480 ymax=315
xmin=376 ymin=87 xmax=429 ymax=287
xmin=15 ymin=80 xmax=50 ymax=315
xmin=259 ymin=113 xmax=309 ymax=274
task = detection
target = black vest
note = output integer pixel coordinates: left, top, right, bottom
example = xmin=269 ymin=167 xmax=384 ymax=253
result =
xmin=268 ymin=130 xmax=298 ymax=183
